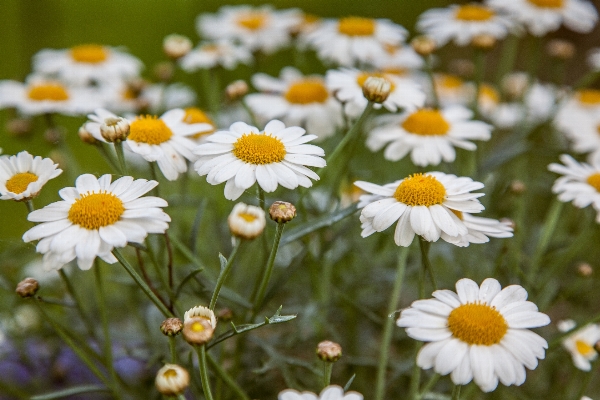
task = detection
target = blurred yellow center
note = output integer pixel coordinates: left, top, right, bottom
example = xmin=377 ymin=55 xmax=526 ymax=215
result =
xmin=284 ymin=79 xmax=329 ymax=104
xmin=587 ymin=173 xmax=600 ymax=192
xmin=129 ymin=116 xmax=173 ymax=145
xmin=239 ymin=212 xmax=258 ymax=222
xmin=578 ymin=89 xmax=600 ymax=105
xmin=338 ymin=17 xmax=375 ymax=36
xmin=479 ymin=84 xmax=500 ymax=104
xmin=438 ymin=74 xmax=463 ymax=89
xmin=68 ymin=192 xmax=124 ymax=230
xmin=237 ymin=12 xmax=267 ymax=30
xmin=383 ymin=68 xmax=408 ymax=76
xmin=576 ymin=340 xmax=596 ymax=356
xmin=455 ymin=4 xmax=495 ymax=21
xmin=27 ymin=83 xmax=69 ymax=101
xmin=451 ymin=209 xmax=464 ymax=220
xmin=394 ymin=174 xmax=446 ymax=206
xmin=6 ymin=173 xmax=38 ymax=194
xmin=356 ymin=72 xmax=395 ymax=92
xmin=163 ymin=369 xmax=178 ymax=378
xmin=401 ymin=109 xmax=450 ymax=136
xmin=184 ymin=107 xmax=216 ymax=139
xmin=448 ymin=302 xmax=508 ymax=345
xmin=70 ymin=44 xmax=108 ymax=63
xmin=233 ymin=134 xmax=286 ymax=164
xmin=122 ymin=88 xmax=137 ymax=100
xmin=527 ymin=0 xmax=564 ymax=8
xmin=191 ymin=321 xmax=206 ymax=332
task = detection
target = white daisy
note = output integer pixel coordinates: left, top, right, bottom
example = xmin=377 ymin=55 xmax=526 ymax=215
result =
xmin=587 ymin=48 xmax=600 ymax=70
xmin=397 ymin=278 xmax=551 ymax=392
xmin=304 ymin=16 xmax=407 ymax=67
xmin=325 ymin=68 xmax=426 ymax=119
xmin=279 ymin=385 xmax=363 ymax=400
xmin=139 ymin=83 xmax=197 ymax=115
xmin=431 ymin=73 xmax=472 ymax=108
xmin=366 ymin=106 xmax=492 ymax=167
xmin=245 ymin=67 xmax=343 ymax=140
xmin=22 ymin=174 xmax=170 ymax=271
xmin=181 ymin=107 xmax=217 ymax=143
xmin=33 ymin=44 xmax=143 ymax=86
xmin=179 ymin=39 xmax=253 ymax=71
xmin=555 ymin=89 xmax=600 ymax=156
xmin=0 ymin=151 xmax=62 ymax=201
xmin=417 ymin=3 xmax=515 ymax=47
xmin=194 ymin=120 xmax=325 ymax=201
xmin=196 ymin=5 xmax=301 ymax=54
xmin=228 ymin=202 xmax=266 ymax=240
xmin=558 ymin=319 xmax=600 ymax=371
xmin=486 ymin=0 xmax=598 ymax=36
xmin=548 ymin=154 xmax=600 ymax=222
xmin=371 ymin=43 xmax=424 ymax=72
xmin=440 ymin=211 xmax=514 ymax=247
xmin=355 ymin=172 xmax=485 ymax=247
xmin=184 ymin=305 xmax=217 ymax=329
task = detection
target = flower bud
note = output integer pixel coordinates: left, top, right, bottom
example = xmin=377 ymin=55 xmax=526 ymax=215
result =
xmin=217 ymin=308 xmax=233 ymax=322
xmin=100 ymin=117 xmax=130 ymax=143
xmin=317 ymin=340 xmax=342 ymax=362
xmin=509 ymin=180 xmax=526 ymax=195
xmin=546 ymin=39 xmax=575 ymax=60
xmin=153 ymin=61 xmax=175 ymax=82
xmin=155 ymin=364 xmax=190 ymax=396
xmin=160 ymin=318 xmax=184 ymax=336
xmin=449 ymin=59 xmax=474 ymax=78
xmin=183 ymin=317 xmax=214 ymax=345
xmin=163 ymin=34 xmax=193 ymax=60
xmin=225 ymin=80 xmax=249 ymax=102
xmin=228 ymin=202 xmax=266 ymax=240
xmin=502 ymin=72 xmax=529 ymax=100
xmin=78 ymin=125 xmax=98 ymax=145
xmin=362 ymin=77 xmax=391 ymax=103
xmin=16 ymin=277 xmax=39 ymax=298
xmin=6 ymin=118 xmax=33 ymax=137
xmin=269 ymin=201 xmax=297 ymax=223
xmin=577 ymin=262 xmax=593 ymax=277
xmin=471 ymin=34 xmax=496 ymax=50
xmin=44 ymin=127 xmax=65 ymax=145
xmin=411 ymin=36 xmax=436 ymax=56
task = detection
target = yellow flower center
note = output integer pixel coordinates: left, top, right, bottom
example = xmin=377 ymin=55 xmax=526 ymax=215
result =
xmin=479 ymin=84 xmax=500 ymax=104
xmin=527 ymin=0 xmax=564 ymax=8
xmin=191 ymin=321 xmax=206 ymax=332
xmin=68 ymin=192 xmax=125 ymax=230
xmin=394 ymin=173 xmax=446 ymax=206
xmin=437 ymin=74 xmax=464 ymax=89
xmin=451 ymin=209 xmax=464 ymax=220
xmin=184 ymin=107 xmax=216 ymax=139
xmin=237 ymin=12 xmax=267 ymax=30
xmin=577 ymin=89 xmax=600 ymax=105
xmin=163 ymin=368 xmax=178 ymax=378
xmin=128 ymin=116 xmax=173 ymax=145
xmin=455 ymin=4 xmax=495 ymax=21
xmin=383 ymin=68 xmax=408 ymax=76
xmin=70 ymin=44 xmax=108 ymax=63
xmin=401 ymin=109 xmax=450 ymax=136
xmin=587 ymin=173 xmax=600 ymax=192
xmin=448 ymin=302 xmax=508 ymax=345
xmin=356 ymin=72 xmax=396 ymax=92
xmin=576 ymin=340 xmax=596 ymax=357
xmin=122 ymin=87 xmax=137 ymax=100
xmin=233 ymin=133 xmax=286 ymax=165
xmin=338 ymin=17 xmax=376 ymax=36
xmin=238 ymin=212 xmax=258 ymax=222
xmin=27 ymin=83 xmax=69 ymax=101
xmin=5 ymin=172 xmax=39 ymax=194
xmin=284 ymin=79 xmax=329 ymax=104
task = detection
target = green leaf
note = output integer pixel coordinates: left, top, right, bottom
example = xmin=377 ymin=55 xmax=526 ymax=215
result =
xmin=31 ymin=385 xmax=110 ymax=400
xmin=343 ymin=374 xmax=356 ymax=392
xmin=281 ymin=203 xmax=358 ymax=246
xmin=219 ymin=253 xmax=227 ymax=271
xmin=174 ymin=268 xmax=203 ymax=299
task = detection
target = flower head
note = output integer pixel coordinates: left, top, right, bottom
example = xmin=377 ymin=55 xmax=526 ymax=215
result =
xmin=179 ymin=40 xmax=253 ymax=71
xmin=163 ymin=34 xmax=192 ymax=60
xmin=279 ymin=385 xmax=362 ymax=400
xmin=558 ymin=319 xmax=600 ymax=371
xmin=183 ymin=305 xmax=217 ymax=345
xmin=155 ymin=364 xmax=190 ymax=396
xmin=228 ymin=202 xmax=266 ymax=239
xmin=0 ymin=151 xmax=62 ymax=201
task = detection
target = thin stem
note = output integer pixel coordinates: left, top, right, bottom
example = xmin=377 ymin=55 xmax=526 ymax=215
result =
xmin=210 ymin=240 xmax=242 ymax=310
xmin=322 ymin=362 xmax=333 ymax=389
xmin=451 ymin=384 xmax=461 ymax=400
xmin=112 ymin=248 xmax=174 ymax=318
xmin=25 ymin=200 xmax=34 ymax=213
xmin=252 ymin=222 xmax=286 ymax=317
xmin=375 ymin=246 xmax=409 ymax=400
xmin=409 ymin=343 xmax=423 ymax=400
xmin=529 ymin=199 xmax=563 ymax=282
xmin=150 ymin=162 xmax=161 ymax=197
xmin=207 ymin=353 xmax=251 ymax=400
xmin=425 ymin=55 xmax=440 ymax=109
xmin=495 ymin=35 xmax=520 ymax=85
xmin=169 ymin=336 xmax=177 ymax=363
xmin=471 ymin=49 xmax=486 ymax=118
xmin=257 ymin=185 xmax=266 ymax=212
xmin=418 ymin=239 xmax=437 ymax=290
xmin=58 ymin=270 xmax=96 ymax=339
xmin=197 ymin=345 xmax=215 ymax=400
xmin=165 ymin=232 xmax=175 ymax=297
xmin=135 ymin=248 xmax=169 ymax=309
xmin=113 ymin=141 xmax=128 ymax=176
xmin=418 ymin=373 xmax=439 ymax=399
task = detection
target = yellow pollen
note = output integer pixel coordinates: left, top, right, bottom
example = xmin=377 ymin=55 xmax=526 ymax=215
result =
xmin=448 ymin=302 xmax=508 ymax=345
xmin=238 ymin=212 xmax=258 ymax=222
xmin=455 ymin=4 xmax=495 ymax=21
xmin=438 ymin=74 xmax=464 ymax=89
xmin=184 ymin=107 xmax=216 ymax=139
xmin=575 ymin=340 xmax=596 ymax=356
xmin=68 ymin=192 xmax=125 ymax=230
xmin=401 ymin=109 xmax=450 ymax=136
xmin=577 ymin=89 xmax=600 ymax=105
xmin=394 ymin=174 xmax=446 ymax=206
xmin=338 ymin=17 xmax=376 ymax=36
xmin=237 ymin=12 xmax=267 ymax=30
xmin=284 ymin=79 xmax=329 ymax=104
xmin=356 ymin=72 xmax=396 ymax=92
xmin=383 ymin=68 xmax=408 ymax=76
xmin=70 ymin=44 xmax=108 ymax=63
xmin=191 ymin=321 xmax=206 ymax=332
xmin=586 ymin=173 xmax=600 ymax=192
xmin=6 ymin=172 xmax=39 ymax=194
xmin=233 ymin=133 xmax=286 ymax=165
xmin=479 ymin=84 xmax=500 ymax=104
xmin=163 ymin=369 xmax=178 ymax=378
xmin=128 ymin=116 xmax=173 ymax=145
xmin=450 ymin=209 xmax=464 ymax=220
xmin=122 ymin=88 xmax=137 ymax=100
xmin=27 ymin=83 xmax=69 ymax=101
xmin=527 ymin=0 xmax=564 ymax=8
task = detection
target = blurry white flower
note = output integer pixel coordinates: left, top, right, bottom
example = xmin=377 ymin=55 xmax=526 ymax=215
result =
xmin=558 ymin=319 xmax=600 ymax=371
xmin=155 ymin=364 xmax=190 ymax=396
xmin=587 ymin=48 xmax=600 ymax=70
xmin=140 ymin=83 xmax=197 ymax=114
xmin=279 ymin=385 xmax=362 ymax=400
xmin=432 ymin=73 xmax=472 ymax=107
xmin=179 ymin=40 xmax=253 ymax=71
xmin=163 ymin=34 xmax=193 ymax=59
xmin=372 ymin=43 xmax=424 ymax=71
xmin=0 ymin=151 xmax=62 ymax=201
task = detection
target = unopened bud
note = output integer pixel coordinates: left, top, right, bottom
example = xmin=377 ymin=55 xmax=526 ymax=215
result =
xmin=269 ymin=201 xmax=297 ymax=223
xmin=502 ymin=72 xmax=529 ymax=100
xmin=78 ymin=125 xmax=98 ymax=144
xmin=6 ymin=118 xmax=33 ymax=137
xmin=100 ymin=117 xmax=130 ymax=143
xmin=153 ymin=61 xmax=175 ymax=82
xmin=217 ymin=308 xmax=233 ymax=322
xmin=449 ymin=59 xmax=474 ymax=78
xmin=362 ymin=77 xmax=391 ymax=103
xmin=317 ymin=340 xmax=342 ymax=362
xmin=225 ymin=80 xmax=249 ymax=102
xmin=411 ymin=36 xmax=436 ymax=56
xmin=163 ymin=34 xmax=193 ymax=60
xmin=16 ymin=278 xmax=39 ymax=298
xmin=577 ymin=262 xmax=593 ymax=277
xmin=44 ymin=127 xmax=65 ymax=145
xmin=161 ymin=318 xmax=184 ymax=336
xmin=183 ymin=317 xmax=214 ymax=345
xmin=228 ymin=202 xmax=266 ymax=240
xmin=546 ymin=39 xmax=575 ymax=60
xmin=155 ymin=364 xmax=190 ymax=396
xmin=509 ymin=180 xmax=526 ymax=195
xmin=471 ymin=34 xmax=496 ymax=50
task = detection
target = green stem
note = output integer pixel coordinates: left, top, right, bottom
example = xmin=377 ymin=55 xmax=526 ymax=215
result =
xmin=418 ymin=239 xmax=437 ymax=290
xmin=210 ymin=240 xmax=242 ymax=310
xmin=323 ymin=362 xmax=333 ymax=389
xmin=207 ymin=353 xmax=251 ymax=400
xmin=471 ymin=49 xmax=486 ymax=118
xmin=169 ymin=336 xmax=177 ymax=363
xmin=149 ymin=163 xmax=160 ymax=197
xmin=257 ymin=185 xmax=266 ymax=212
xmin=375 ymin=246 xmax=409 ymax=400
xmin=114 ymin=141 xmax=128 ymax=176
xmin=252 ymin=222 xmax=286 ymax=317
xmin=58 ymin=270 xmax=96 ymax=339
xmin=418 ymin=373 xmax=439 ymax=399
xmin=451 ymin=384 xmax=461 ymax=400
xmin=325 ymin=102 xmax=374 ymax=169
xmin=409 ymin=343 xmax=423 ymax=400
xmin=425 ymin=55 xmax=440 ymax=109
xmin=25 ymin=200 xmax=34 ymax=213
xmin=197 ymin=345 xmax=215 ymax=400
xmin=529 ymin=199 xmax=563 ymax=282
xmin=112 ymin=248 xmax=174 ymax=318
xmin=495 ymin=35 xmax=520 ymax=85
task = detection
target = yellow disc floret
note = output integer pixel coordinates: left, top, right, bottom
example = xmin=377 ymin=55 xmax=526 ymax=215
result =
xmin=356 ymin=72 xmax=396 ymax=92
xmin=338 ymin=17 xmax=376 ymax=36
xmin=455 ymin=4 xmax=495 ymax=21
xmin=527 ymin=0 xmax=564 ymax=8
xmin=586 ymin=173 xmax=600 ymax=192
xmin=128 ymin=116 xmax=173 ymax=145
xmin=284 ymin=79 xmax=329 ymax=104
xmin=394 ymin=174 xmax=446 ymax=206
xmin=233 ymin=133 xmax=286 ymax=165
xmin=577 ymin=89 xmax=600 ymax=105
xmin=27 ymin=83 xmax=69 ymax=101
xmin=448 ymin=302 xmax=508 ymax=345
xmin=184 ymin=107 xmax=216 ymax=139
xmin=70 ymin=44 xmax=108 ymax=63
xmin=438 ymin=74 xmax=464 ymax=89
xmin=6 ymin=173 xmax=39 ymax=194
xmin=479 ymin=84 xmax=500 ymax=104
xmin=68 ymin=192 xmax=125 ymax=230
xmin=576 ymin=340 xmax=596 ymax=357
xmin=236 ymin=12 xmax=267 ymax=30
xmin=401 ymin=109 xmax=450 ymax=136
xmin=238 ymin=212 xmax=258 ymax=222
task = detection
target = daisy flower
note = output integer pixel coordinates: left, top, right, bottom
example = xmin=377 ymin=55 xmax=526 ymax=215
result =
xmin=366 ymin=106 xmax=492 ymax=167
xmin=355 ymin=172 xmax=485 ymax=247
xmin=555 ymin=89 xmax=600 ymax=154
xmin=179 ymin=39 xmax=253 ymax=71
xmin=0 ymin=151 xmax=62 ymax=201
xmin=587 ymin=48 xmax=600 ymax=70
xmin=196 ymin=5 xmax=301 ymax=54
xmin=184 ymin=305 xmax=217 ymax=330
xmin=548 ymin=154 xmax=600 ymax=222
xmin=194 ymin=120 xmax=325 ymax=201
xmin=558 ymin=319 xmax=600 ymax=371
xmin=417 ymin=3 xmax=515 ymax=47
xmin=486 ymin=0 xmax=598 ymax=36
xmin=279 ymin=385 xmax=363 ymax=400
xmin=397 ymin=278 xmax=551 ymax=392
xmin=432 ymin=74 xmax=471 ymax=107
xmin=372 ymin=43 xmax=424 ymax=72
xmin=440 ymin=211 xmax=514 ymax=247
xmin=304 ymin=17 xmax=407 ymax=67
xmin=33 ymin=44 xmax=143 ymax=86
xmin=326 ymin=68 xmax=426 ymax=118
xmin=22 ymin=174 xmax=170 ymax=271
xmin=228 ymin=202 xmax=266 ymax=240
xmin=181 ymin=107 xmax=217 ymax=142
xmin=245 ymin=67 xmax=343 ymax=140
xmin=140 ymin=83 xmax=197 ymax=114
